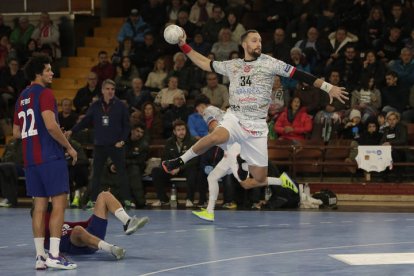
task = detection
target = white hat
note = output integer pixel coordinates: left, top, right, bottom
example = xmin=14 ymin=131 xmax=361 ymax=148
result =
xmin=349 ymin=109 xmax=361 ymax=120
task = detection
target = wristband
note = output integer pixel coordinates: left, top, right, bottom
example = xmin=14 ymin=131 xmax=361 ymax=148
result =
xmin=180 ymin=43 xmax=192 ymax=54
xmin=320 ymin=81 xmax=333 ymax=93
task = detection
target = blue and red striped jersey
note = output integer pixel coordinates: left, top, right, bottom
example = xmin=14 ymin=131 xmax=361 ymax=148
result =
xmin=13 ymin=84 xmax=65 ymax=167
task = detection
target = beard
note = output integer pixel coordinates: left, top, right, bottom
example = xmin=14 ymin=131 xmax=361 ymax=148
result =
xmin=248 ymin=48 xmax=261 ymax=58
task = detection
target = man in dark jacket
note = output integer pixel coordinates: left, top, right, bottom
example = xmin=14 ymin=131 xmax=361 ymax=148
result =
xmin=151 ymin=120 xmax=198 ymax=207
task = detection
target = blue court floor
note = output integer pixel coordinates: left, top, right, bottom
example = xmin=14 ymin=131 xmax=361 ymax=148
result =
xmin=1 ymin=208 xmax=414 ymax=275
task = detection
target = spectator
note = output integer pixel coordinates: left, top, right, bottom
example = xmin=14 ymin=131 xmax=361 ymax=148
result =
xmin=0 ymin=14 xmax=11 ymax=38
xmin=67 ymin=79 xmax=132 ymax=209
xmin=189 ymin=0 xmax=214 ymax=27
xmin=351 ymin=77 xmax=381 ymax=122
xmin=312 ymin=103 xmax=342 ymax=143
xmin=211 ymin=27 xmax=239 ymax=61
xmin=111 ymin=37 xmax=136 ymax=66
xmin=274 ymin=96 xmax=313 ymax=141
xmin=19 ymin=38 xmax=42 ymax=66
xmin=31 ymin=12 xmax=61 ymax=59
xmin=134 ymin=32 xmax=163 ymax=80
xmin=377 ymin=111 xmax=388 ymax=134
xmin=361 ymin=5 xmax=385 ymax=49
xmin=0 ymin=35 xmax=9 ymax=70
xmin=141 ymin=101 xmax=163 ymax=140
xmin=145 ymin=57 xmax=168 ymax=92
xmin=263 ymin=28 xmax=291 ymax=63
xmin=360 ymin=49 xmax=386 ymax=88
xmin=175 ymin=10 xmax=198 ymax=43
xmin=73 ymin=72 xmax=100 ymax=113
xmin=127 ymin=77 xmax=152 ymax=112
xmin=329 ymin=44 xmax=362 ymax=91
xmin=163 ymin=93 xmax=192 ymax=137
xmin=201 ymin=72 xmax=229 ymax=110
xmin=282 ymin=47 xmax=310 ymax=93
xmin=140 ymin=0 xmax=167 ymax=34
xmin=285 ymin=0 xmax=319 ymax=41
xmin=9 ymin=16 xmax=34 ymax=53
xmin=151 ymin=120 xmax=199 ymax=207
xmin=340 ymin=109 xmax=363 ymax=140
xmin=376 ymin=26 xmax=404 ymax=63
xmin=387 ymin=47 xmax=414 ymax=90
xmin=164 ymin=54 xmax=192 ymax=96
xmin=117 ymin=9 xmax=151 ymax=47
xmin=189 ymin=31 xmax=212 ymax=57
xmin=404 ymin=28 xmax=414 ymax=54
xmin=262 ymin=0 xmax=290 ymax=31
xmin=202 ymin=5 xmax=226 ymax=43
xmin=114 ymin=56 xmax=139 ymax=99
xmin=91 ymin=51 xmax=115 ymax=86
xmin=166 ymin=0 xmax=186 ymax=23
xmin=268 ymin=75 xmax=290 ymax=123
xmin=384 ymin=2 xmax=412 ymax=39
xmin=325 ymin=70 xmax=350 ymax=119
xmin=226 ymin=11 xmax=245 ymax=44
xmin=293 ymin=82 xmax=325 ymax=117
xmin=402 ymin=86 xmax=414 ymax=123
xmin=334 ymin=0 xmax=368 ymax=37
xmin=187 ymin=95 xmax=210 ymax=140
xmin=154 ymin=75 xmax=185 ymax=111
xmin=381 ymin=71 xmax=406 ymax=114
xmin=326 ymin=26 xmax=358 ymax=67
xmin=125 ymin=123 xmax=149 ymax=208
xmin=317 ymin=0 xmax=337 ymax=36
xmin=58 ymin=98 xmax=78 ymax=131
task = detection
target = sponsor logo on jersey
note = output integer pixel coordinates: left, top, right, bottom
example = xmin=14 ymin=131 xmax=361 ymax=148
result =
xmin=244 ymin=65 xmax=252 ymax=73
xmin=284 ymin=64 xmax=292 ymax=73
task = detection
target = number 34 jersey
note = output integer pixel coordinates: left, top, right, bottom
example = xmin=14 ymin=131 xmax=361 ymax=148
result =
xmin=14 ymin=84 xmax=64 ymax=167
xmin=212 ymin=54 xmax=295 ymax=135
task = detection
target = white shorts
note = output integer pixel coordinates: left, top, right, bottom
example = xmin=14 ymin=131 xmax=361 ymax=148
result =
xmin=218 ymin=112 xmax=268 ymax=167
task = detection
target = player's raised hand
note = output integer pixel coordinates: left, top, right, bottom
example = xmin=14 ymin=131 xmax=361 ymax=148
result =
xmin=328 ymin=86 xmax=348 ymax=104
xmin=177 ymin=28 xmax=187 ymax=46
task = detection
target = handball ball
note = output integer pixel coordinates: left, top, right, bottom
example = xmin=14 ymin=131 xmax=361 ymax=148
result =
xmin=164 ymin=24 xmax=184 ymax=44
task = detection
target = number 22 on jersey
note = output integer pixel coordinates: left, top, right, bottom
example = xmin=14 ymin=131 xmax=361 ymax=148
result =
xmin=18 ymin=108 xmax=38 ymax=138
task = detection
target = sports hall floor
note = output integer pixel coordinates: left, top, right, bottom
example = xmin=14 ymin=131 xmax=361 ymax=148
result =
xmin=1 ymin=207 xmax=414 ymax=275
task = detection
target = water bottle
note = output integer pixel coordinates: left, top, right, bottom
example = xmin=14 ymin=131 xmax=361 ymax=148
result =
xmin=265 ymin=186 xmax=272 ymax=201
xmin=304 ymin=183 xmax=310 ymax=196
xmin=170 ymin=184 xmax=177 ymax=208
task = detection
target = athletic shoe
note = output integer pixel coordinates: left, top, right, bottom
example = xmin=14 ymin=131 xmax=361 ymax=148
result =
xmin=124 ymin=216 xmax=149 ymax=235
xmin=45 ymin=253 xmax=77 ymax=270
xmin=222 ymin=202 xmax=237 ymax=209
xmin=35 ymin=255 xmax=47 ymax=270
xmin=70 ymin=197 xmax=80 ymax=208
xmin=110 ymin=245 xmax=126 ymax=260
xmin=151 ymin=200 xmax=169 ymax=207
xmin=162 ymin=158 xmax=184 ymax=173
xmin=84 ymin=200 xmax=95 ymax=210
xmin=236 ymin=155 xmax=248 ymax=181
xmin=185 ymin=199 xmax=194 ymax=208
xmin=0 ymin=198 xmax=11 ymax=208
xmin=280 ymin=172 xmax=299 ymax=193
xmin=192 ymin=209 xmax=214 ymax=222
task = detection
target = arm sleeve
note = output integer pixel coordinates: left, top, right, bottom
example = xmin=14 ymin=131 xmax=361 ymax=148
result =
xmin=211 ymin=60 xmax=231 ymax=77
xmin=39 ymin=88 xmax=56 ymax=112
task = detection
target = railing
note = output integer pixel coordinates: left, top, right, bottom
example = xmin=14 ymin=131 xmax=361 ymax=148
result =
xmin=0 ymin=0 xmax=95 ymax=15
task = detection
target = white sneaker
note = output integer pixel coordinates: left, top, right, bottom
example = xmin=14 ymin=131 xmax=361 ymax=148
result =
xmin=124 ymin=216 xmax=149 ymax=235
xmin=110 ymin=245 xmax=126 ymax=260
xmin=35 ymin=255 xmax=47 ymax=270
xmin=185 ymin=199 xmax=194 ymax=208
xmin=151 ymin=200 xmax=169 ymax=207
xmin=0 ymin=198 xmax=11 ymax=207
xmin=45 ymin=253 xmax=77 ymax=270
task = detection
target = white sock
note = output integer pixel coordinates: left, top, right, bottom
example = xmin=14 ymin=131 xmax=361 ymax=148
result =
xmin=34 ymin=237 xmax=46 ymax=257
xmin=74 ymin=189 xmax=80 ymax=198
xmin=181 ymin=148 xmax=198 ymax=163
xmin=114 ymin=208 xmax=130 ymax=225
xmin=98 ymin=240 xmax=113 ymax=253
xmin=206 ymin=167 xmax=226 ymax=213
xmin=49 ymin=237 xmax=60 ymax=258
xmin=267 ymin=177 xmax=282 ymax=186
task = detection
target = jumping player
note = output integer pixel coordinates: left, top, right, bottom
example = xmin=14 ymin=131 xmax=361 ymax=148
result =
xmin=163 ymin=29 xmax=348 ymax=190
xmin=13 ymin=55 xmax=78 ymax=270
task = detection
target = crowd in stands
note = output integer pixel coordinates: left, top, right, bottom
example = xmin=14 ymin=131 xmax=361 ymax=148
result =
xmin=1 ymin=0 xmax=414 ymax=209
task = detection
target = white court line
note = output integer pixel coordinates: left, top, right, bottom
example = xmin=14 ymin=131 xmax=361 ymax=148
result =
xmin=139 ymin=241 xmax=414 ymax=276
xmin=278 ymin=224 xmax=290 ymax=226
xmin=384 ymin=219 xmax=396 ymax=222
xmin=16 ymin=244 xmax=28 ymax=247
xmin=0 ymin=246 xmax=8 ymax=249
xmin=236 ymin=226 xmax=248 ymax=228
xmin=175 ymin=230 xmax=187 ymax=232
xmin=362 ymin=220 xmax=375 ymax=223
xmin=215 ymin=228 xmax=227 ymax=230
xmin=405 ymin=219 xmax=414 ymax=221
xmin=320 ymin=222 xmax=333 ymax=224
xmin=257 ymin=225 xmax=269 ymax=227
xmin=331 ymin=253 xmax=414 ymax=265
xmin=196 ymin=228 xmax=208 ymax=231
xmin=300 ymin=223 xmax=311 ymax=225
xmin=154 ymin=232 xmax=167 ymax=234
xmin=341 ymin=221 xmax=353 ymax=223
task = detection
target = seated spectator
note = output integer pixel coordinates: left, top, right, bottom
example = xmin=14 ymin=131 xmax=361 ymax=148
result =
xmin=226 ymin=11 xmax=245 ymax=44
xmin=404 ymin=28 xmax=414 ymax=54
xmin=129 ymin=109 xmax=142 ymax=126
xmin=324 ymin=70 xmax=350 ymax=120
xmin=114 ymin=56 xmax=139 ymax=99
xmin=384 ymin=2 xmax=412 ymax=39
xmin=166 ymin=0 xmax=187 ymax=23
xmin=381 ymin=71 xmax=407 ymax=114
xmin=175 ymin=9 xmax=198 ymax=43
xmin=268 ymin=75 xmax=289 ymax=123
xmin=151 ymin=120 xmax=199 ymax=207
xmin=163 ymin=93 xmax=192 ymax=138
xmin=145 ymin=57 xmax=168 ymax=92
xmin=360 ymin=49 xmax=386 ymax=88
xmin=351 ymin=77 xmax=381 ymax=122
xmin=263 ymin=28 xmax=291 ymax=63
xmin=19 ymin=39 xmax=42 ymax=66
xmin=387 ymin=47 xmax=414 ymax=89
xmin=58 ymin=98 xmax=78 ymax=131
xmin=155 ymin=76 xmax=185 ymax=111
xmin=141 ymin=101 xmax=163 ymax=140
xmin=376 ymin=26 xmax=404 ymax=63
xmin=125 ymin=123 xmax=149 ymax=208
xmin=377 ymin=111 xmax=388 ymax=134
xmin=111 ymin=37 xmax=136 ymax=66
xmin=293 ymin=82 xmax=325 ymax=117
xmin=262 ymin=0 xmax=290 ymax=31
xmin=361 ymin=5 xmax=385 ymax=49
xmin=339 ymin=109 xmax=363 ymax=140
xmin=285 ymin=0 xmax=319 ymax=42
xmin=134 ymin=32 xmax=163 ymax=80
xmin=189 ymin=0 xmax=214 ymax=27
xmin=189 ymin=31 xmax=211 ymax=57
xmin=201 ymin=72 xmax=229 ymax=110
xmin=73 ymin=72 xmax=100 ymax=113
xmin=9 ymin=16 xmax=34 ymax=53
xmin=0 ymin=14 xmax=11 ymax=38
xmin=91 ymin=51 xmax=115 ymax=86
xmin=127 ymin=77 xmax=152 ymax=112
xmin=326 ymin=26 xmax=358 ymax=67
xmin=312 ymin=103 xmax=342 ymax=143
xmin=0 ymin=35 xmax=9 ymax=70
xmin=31 ymin=12 xmax=61 ymax=59
xmin=402 ymin=85 xmax=414 ymax=123
xmin=211 ymin=27 xmax=239 ymax=61
xmin=187 ymin=95 xmax=210 ymax=140
xmin=117 ymin=9 xmax=150 ymax=47
xmin=202 ymin=5 xmax=226 ymax=43
xmin=274 ymin=96 xmax=313 ymax=141
xmin=165 ymin=52 xmax=192 ymax=96
xmin=140 ymin=0 xmax=167 ymax=35
xmin=282 ymin=47 xmax=310 ymax=93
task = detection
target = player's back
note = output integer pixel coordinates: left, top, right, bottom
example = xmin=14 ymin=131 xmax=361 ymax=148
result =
xmin=14 ymin=84 xmax=64 ymax=167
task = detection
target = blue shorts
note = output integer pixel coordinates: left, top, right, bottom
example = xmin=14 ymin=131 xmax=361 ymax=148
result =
xmin=25 ymin=159 xmax=69 ymax=197
xmin=61 ymin=215 xmax=108 ymax=255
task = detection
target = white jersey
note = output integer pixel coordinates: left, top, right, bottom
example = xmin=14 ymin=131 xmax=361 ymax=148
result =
xmin=212 ymin=54 xmax=295 ymax=135
xmin=355 ymin=146 xmax=393 ymax=172
xmin=202 ymin=105 xmax=225 ymax=126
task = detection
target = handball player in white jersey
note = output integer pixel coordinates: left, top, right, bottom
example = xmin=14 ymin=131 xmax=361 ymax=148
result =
xmin=162 ymin=29 xmax=348 ymax=189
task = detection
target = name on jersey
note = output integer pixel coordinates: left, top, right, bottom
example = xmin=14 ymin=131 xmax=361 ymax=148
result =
xmin=235 ymin=86 xmax=259 ymax=95
xmin=20 ymin=98 xmax=31 ymax=106
xmin=239 ymin=96 xmax=257 ymax=103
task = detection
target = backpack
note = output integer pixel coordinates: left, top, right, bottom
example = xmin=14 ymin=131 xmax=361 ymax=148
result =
xmin=312 ymin=189 xmax=338 ymax=209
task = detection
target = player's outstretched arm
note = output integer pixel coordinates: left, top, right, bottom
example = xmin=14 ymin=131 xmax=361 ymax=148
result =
xmin=313 ymin=78 xmax=349 ymax=104
xmin=178 ymin=30 xmax=212 ymax=72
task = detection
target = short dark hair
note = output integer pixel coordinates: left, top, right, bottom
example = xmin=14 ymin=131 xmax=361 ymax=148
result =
xmin=98 ymin=50 xmax=107 ymax=56
xmin=194 ymin=94 xmax=210 ymax=107
xmin=240 ymin=30 xmax=259 ymax=43
xmin=23 ymin=55 xmax=52 ymax=81
xmin=172 ymin=119 xmax=186 ymax=129
xmin=131 ymin=122 xmax=146 ymax=130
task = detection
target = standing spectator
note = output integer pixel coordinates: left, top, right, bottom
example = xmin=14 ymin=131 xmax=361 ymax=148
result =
xmin=151 ymin=120 xmax=198 ymax=207
xmin=13 ymin=55 xmax=77 ymax=269
xmin=141 ymin=101 xmax=163 ymax=140
xmin=31 ymin=12 xmax=61 ymax=59
xmin=317 ymin=0 xmax=337 ymax=36
xmin=114 ymin=56 xmax=139 ymax=100
xmin=201 ymin=72 xmax=229 ymax=110
xmin=117 ymin=9 xmax=151 ymax=47
xmin=0 ymin=14 xmax=11 ymax=38
xmin=187 ymin=95 xmax=210 ymax=140
xmin=73 ymin=72 xmax=100 ymax=113
xmin=189 ymin=0 xmax=214 ymax=27
xmin=58 ymin=99 xmax=78 ymax=131
xmin=127 ymin=77 xmax=152 ymax=111
xmin=163 ymin=93 xmax=192 ymax=137
xmin=274 ymin=96 xmax=313 ymax=141
xmin=145 ymin=57 xmax=168 ymax=92
xmin=91 ymin=51 xmax=115 ymax=86
xmin=134 ymin=32 xmax=163 ymax=80
xmin=376 ymin=26 xmax=404 ymax=63
xmin=360 ymin=50 xmax=386 ymax=88
xmin=226 ymin=11 xmax=245 ymax=44
xmin=67 ymin=79 xmax=132 ymax=209
xmin=211 ymin=27 xmax=239 ymax=61
xmin=202 ymin=5 xmax=226 ymax=43
xmin=9 ymin=16 xmax=34 ymax=53
xmin=263 ymin=28 xmax=291 ymax=63
xmin=387 ymin=48 xmax=414 ymax=90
